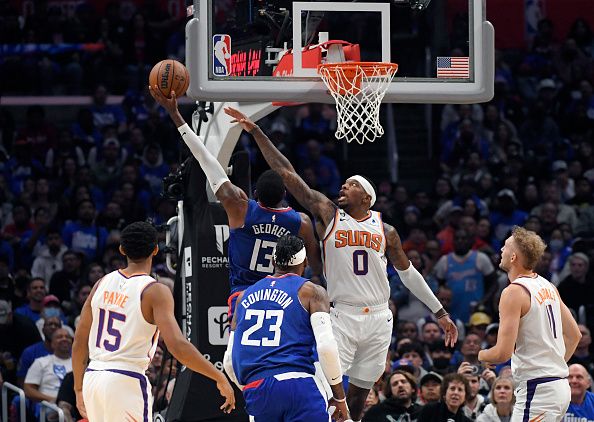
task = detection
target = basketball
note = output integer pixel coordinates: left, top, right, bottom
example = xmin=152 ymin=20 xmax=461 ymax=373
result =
xmin=149 ymin=59 xmax=190 ymax=98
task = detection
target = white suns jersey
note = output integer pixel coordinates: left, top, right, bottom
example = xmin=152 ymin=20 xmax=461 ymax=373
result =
xmin=323 ymin=209 xmax=389 ymax=306
xmin=511 ymin=275 xmax=568 ymax=383
xmin=88 ymin=271 xmax=160 ymax=373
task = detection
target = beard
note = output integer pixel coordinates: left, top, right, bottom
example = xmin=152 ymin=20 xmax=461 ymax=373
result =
xmin=393 ymin=395 xmax=411 ymax=407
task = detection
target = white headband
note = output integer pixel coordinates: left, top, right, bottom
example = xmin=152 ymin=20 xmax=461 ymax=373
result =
xmin=273 ymin=246 xmax=306 ymax=267
xmin=350 ymin=175 xmax=376 ymax=206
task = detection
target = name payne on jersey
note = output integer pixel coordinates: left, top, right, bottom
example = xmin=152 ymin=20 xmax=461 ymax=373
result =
xmin=240 ymin=288 xmax=294 ymax=310
xmin=334 ymin=229 xmax=382 ymax=251
xmin=252 ymin=223 xmax=291 ymax=238
xmin=103 ymin=290 xmax=129 ymax=308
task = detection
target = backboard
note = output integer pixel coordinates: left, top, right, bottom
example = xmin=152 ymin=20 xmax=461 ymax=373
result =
xmin=186 ymin=0 xmax=494 ymax=104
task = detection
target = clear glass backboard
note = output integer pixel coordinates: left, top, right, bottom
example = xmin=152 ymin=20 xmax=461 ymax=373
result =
xmin=186 ymin=0 xmax=494 ymax=103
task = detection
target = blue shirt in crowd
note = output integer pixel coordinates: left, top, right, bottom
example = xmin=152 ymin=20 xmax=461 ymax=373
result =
xmin=61 ymin=222 xmax=108 ymax=261
xmin=565 ymin=391 xmax=594 ymax=422
xmin=16 ymin=341 xmax=51 ymax=378
xmin=14 ymin=304 xmax=41 ymax=323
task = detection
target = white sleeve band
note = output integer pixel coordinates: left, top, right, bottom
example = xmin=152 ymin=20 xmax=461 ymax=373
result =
xmin=223 ymin=331 xmax=243 ymax=388
xmin=311 ymin=312 xmax=342 ymax=385
xmin=177 ymin=123 xmax=230 ymax=194
xmin=396 ymin=260 xmax=443 ymax=313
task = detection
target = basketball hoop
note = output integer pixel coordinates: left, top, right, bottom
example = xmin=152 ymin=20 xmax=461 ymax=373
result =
xmin=318 ymin=62 xmax=399 ymax=144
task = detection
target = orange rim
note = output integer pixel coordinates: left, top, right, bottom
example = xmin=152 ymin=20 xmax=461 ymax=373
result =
xmin=318 ymin=61 xmax=399 ymax=76
xmin=318 ymin=62 xmax=398 ymax=95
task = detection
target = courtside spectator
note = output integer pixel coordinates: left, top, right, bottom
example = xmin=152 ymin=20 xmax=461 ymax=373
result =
xmin=31 ymin=227 xmax=67 ymax=283
xmin=565 ymin=364 xmax=594 ymax=421
xmin=15 ymin=277 xmax=46 ymax=323
xmin=363 ymin=370 xmax=421 ymax=422
xmin=16 ymin=316 xmax=61 ymax=386
xmin=24 ymin=328 xmax=72 ymax=418
xmin=418 ymin=373 xmax=473 ymax=422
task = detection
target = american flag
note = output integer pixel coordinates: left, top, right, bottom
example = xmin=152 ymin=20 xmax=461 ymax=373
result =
xmin=436 ymin=56 xmax=470 ymax=78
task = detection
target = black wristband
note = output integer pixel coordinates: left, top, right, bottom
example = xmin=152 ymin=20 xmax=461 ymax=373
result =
xmin=434 ymin=309 xmax=449 ymax=319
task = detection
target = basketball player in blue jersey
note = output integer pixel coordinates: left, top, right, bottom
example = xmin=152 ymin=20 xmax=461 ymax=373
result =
xmin=224 ymin=106 xmax=458 ymax=422
xmin=72 ymin=222 xmax=235 ymax=421
xmin=149 ymin=86 xmax=322 ymax=317
xmin=479 ymin=227 xmax=582 ymax=422
xmin=224 ymin=234 xmax=350 ymax=421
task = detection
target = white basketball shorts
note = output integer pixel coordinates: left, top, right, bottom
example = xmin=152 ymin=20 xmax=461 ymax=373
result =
xmin=512 ymin=377 xmax=570 ymax=422
xmin=83 ymin=368 xmax=153 ymax=422
xmin=330 ymin=302 xmax=393 ymax=388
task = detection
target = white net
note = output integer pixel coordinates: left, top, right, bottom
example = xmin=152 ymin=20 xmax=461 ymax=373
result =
xmin=318 ymin=62 xmax=398 ymax=144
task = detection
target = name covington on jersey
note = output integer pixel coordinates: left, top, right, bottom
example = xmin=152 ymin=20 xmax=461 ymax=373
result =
xmin=240 ymin=287 xmax=294 ymax=310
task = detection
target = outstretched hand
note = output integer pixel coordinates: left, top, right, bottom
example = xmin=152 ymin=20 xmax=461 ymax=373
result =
xmin=217 ymin=379 xmax=236 ymax=414
xmin=148 ymin=84 xmax=178 ymax=115
xmin=328 ymin=398 xmax=350 ymax=422
xmin=437 ymin=314 xmax=459 ymax=347
xmin=223 ymin=106 xmax=258 ymax=132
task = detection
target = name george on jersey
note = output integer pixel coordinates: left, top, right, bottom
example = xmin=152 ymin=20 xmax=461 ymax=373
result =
xmin=252 ymin=224 xmax=291 ymax=237
xmin=240 ymin=288 xmax=294 ymax=310
xmin=334 ymin=230 xmax=382 ymax=251
xmin=103 ymin=290 xmax=129 ymax=308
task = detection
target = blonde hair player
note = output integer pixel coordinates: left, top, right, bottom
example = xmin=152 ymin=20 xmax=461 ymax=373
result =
xmin=72 ymin=222 xmax=235 ymax=421
xmin=224 ymin=106 xmax=458 ymax=422
xmin=479 ymin=226 xmax=582 ymax=422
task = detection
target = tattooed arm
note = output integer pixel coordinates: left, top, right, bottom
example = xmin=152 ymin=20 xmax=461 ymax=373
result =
xmin=384 ymin=222 xmax=458 ymax=347
xmin=224 ymin=107 xmax=336 ymax=230
xmin=299 ymin=213 xmax=323 ymax=283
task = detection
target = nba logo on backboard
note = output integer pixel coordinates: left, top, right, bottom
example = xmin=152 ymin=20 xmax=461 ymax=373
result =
xmin=213 ymin=34 xmax=231 ymax=76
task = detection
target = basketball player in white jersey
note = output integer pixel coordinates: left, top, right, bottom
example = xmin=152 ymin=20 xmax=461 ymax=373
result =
xmin=479 ymin=226 xmax=582 ymax=422
xmin=224 ymin=106 xmax=458 ymax=421
xmin=72 ymin=222 xmax=235 ymax=421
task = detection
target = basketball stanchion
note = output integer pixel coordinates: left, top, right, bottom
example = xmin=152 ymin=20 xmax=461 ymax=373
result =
xmin=318 ymin=62 xmax=399 ymax=144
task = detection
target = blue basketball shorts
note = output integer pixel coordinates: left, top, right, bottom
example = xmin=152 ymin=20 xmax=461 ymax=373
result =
xmin=242 ymin=372 xmax=330 ymax=422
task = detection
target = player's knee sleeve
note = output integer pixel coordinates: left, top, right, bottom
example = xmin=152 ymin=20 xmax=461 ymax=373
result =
xmin=311 ymin=312 xmax=342 ymax=385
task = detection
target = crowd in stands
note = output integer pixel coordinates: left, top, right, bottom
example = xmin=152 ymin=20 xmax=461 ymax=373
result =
xmin=1 ymin=0 xmax=594 ymax=420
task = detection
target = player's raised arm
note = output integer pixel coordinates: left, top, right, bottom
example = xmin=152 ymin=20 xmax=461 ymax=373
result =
xmin=224 ymin=106 xmax=336 ymax=228
xmin=144 ymin=282 xmax=236 ymax=413
xmin=384 ymin=222 xmax=458 ymax=347
xmin=149 ymin=86 xmax=248 ymax=228
xmin=298 ymin=212 xmax=323 ymax=283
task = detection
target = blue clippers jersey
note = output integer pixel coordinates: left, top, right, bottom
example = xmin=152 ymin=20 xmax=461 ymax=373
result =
xmin=228 ymin=200 xmax=302 ymax=294
xmin=232 ymin=274 xmax=316 ymax=385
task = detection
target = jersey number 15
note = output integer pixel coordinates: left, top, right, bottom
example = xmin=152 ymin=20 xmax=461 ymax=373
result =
xmin=95 ymin=308 xmax=126 ymax=352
